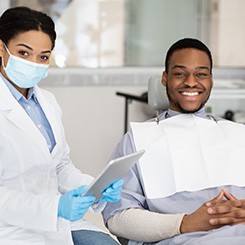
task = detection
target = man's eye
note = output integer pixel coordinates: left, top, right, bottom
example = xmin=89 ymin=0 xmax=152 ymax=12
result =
xmin=197 ymin=73 xmax=208 ymax=78
xmin=174 ymin=72 xmax=185 ymax=77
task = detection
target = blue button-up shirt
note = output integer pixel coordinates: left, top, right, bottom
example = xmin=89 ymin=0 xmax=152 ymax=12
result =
xmin=1 ymin=74 xmax=56 ymax=152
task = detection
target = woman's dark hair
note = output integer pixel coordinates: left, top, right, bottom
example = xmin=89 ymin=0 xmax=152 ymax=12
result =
xmin=165 ymin=38 xmax=213 ymax=74
xmin=0 ymin=6 xmax=56 ymax=50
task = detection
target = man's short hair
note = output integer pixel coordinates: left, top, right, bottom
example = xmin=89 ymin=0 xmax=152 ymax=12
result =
xmin=165 ymin=38 xmax=213 ymax=74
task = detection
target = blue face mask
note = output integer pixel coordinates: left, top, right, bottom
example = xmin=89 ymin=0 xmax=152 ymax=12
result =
xmin=2 ymin=45 xmax=49 ymax=88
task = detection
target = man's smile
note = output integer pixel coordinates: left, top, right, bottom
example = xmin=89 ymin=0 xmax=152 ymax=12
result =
xmin=181 ymin=91 xmax=200 ymax=96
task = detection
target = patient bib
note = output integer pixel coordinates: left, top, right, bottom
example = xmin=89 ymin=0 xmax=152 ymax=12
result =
xmin=131 ymin=114 xmax=245 ymax=199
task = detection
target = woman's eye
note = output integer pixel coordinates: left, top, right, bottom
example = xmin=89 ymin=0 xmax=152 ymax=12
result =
xmin=40 ymin=55 xmax=49 ymax=61
xmin=18 ymin=50 xmax=29 ymax=56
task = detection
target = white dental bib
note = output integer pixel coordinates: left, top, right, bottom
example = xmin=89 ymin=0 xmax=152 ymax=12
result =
xmin=131 ymin=114 xmax=245 ymax=199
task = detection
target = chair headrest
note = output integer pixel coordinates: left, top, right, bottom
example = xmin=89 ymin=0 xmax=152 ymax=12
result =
xmin=148 ymin=75 xmax=168 ymax=112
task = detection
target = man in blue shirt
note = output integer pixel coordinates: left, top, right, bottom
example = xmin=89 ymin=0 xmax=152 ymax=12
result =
xmin=103 ymin=38 xmax=245 ymax=245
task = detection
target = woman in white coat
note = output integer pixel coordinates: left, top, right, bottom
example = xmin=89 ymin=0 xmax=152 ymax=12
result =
xmin=0 ymin=6 xmax=122 ymax=245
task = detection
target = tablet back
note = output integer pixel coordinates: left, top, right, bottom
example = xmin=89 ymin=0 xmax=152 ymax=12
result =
xmin=84 ymin=150 xmax=145 ymax=200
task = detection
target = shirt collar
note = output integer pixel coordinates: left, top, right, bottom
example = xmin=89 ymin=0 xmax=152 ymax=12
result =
xmin=163 ymin=107 xmax=207 ymax=119
xmin=166 ymin=107 xmax=206 ymax=117
xmin=0 ymin=73 xmax=36 ymax=102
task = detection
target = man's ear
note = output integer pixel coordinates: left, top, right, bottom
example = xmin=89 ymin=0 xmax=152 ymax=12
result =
xmin=210 ymin=74 xmax=213 ymax=89
xmin=162 ymin=71 xmax=167 ymax=87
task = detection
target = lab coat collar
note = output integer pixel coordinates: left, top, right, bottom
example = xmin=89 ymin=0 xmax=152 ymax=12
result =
xmin=1 ymin=73 xmax=39 ymax=105
xmin=0 ymin=76 xmax=51 ymax=157
xmin=0 ymin=75 xmax=17 ymax=111
xmin=0 ymin=73 xmax=23 ymax=102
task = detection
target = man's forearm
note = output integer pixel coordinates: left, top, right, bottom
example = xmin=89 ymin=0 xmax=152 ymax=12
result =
xmin=107 ymin=208 xmax=185 ymax=242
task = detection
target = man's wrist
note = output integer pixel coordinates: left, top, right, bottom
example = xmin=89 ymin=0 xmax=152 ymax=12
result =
xmin=179 ymin=214 xmax=190 ymax=234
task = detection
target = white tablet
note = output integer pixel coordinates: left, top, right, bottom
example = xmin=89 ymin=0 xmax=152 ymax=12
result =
xmin=82 ymin=150 xmax=145 ymax=201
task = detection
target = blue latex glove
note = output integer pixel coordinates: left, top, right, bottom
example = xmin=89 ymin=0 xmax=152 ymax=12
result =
xmin=58 ymin=185 xmax=96 ymax=221
xmin=98 ymin=179 xmax=124 ymax=203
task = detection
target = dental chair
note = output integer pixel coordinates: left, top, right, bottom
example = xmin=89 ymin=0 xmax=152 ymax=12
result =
xmin=147 ymin=74 xmax=168 ymax=119
xmin=116 ymin=75 xmax=168 ymax=245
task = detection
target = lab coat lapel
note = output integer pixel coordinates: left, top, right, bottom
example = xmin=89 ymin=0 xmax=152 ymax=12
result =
xmin=34 ymin=86 xmax=60 ymax=156
xmin=0 ymin=77 xmax=50 ymax=157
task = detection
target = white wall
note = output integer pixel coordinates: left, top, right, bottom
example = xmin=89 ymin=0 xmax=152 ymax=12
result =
xmin=210 ymin=0 xmax=245 ymax=66
xmin=40 ymin=67 xmax=161 ymax=176
xmin=45 ymin=85 xmax=148 ymax=175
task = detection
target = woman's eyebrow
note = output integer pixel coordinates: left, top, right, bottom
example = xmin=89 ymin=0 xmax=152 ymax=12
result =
xmin=16 ymin=43 xmax=33 ymax=50
xmin=16 ymin=43 xmax=51 ymax=53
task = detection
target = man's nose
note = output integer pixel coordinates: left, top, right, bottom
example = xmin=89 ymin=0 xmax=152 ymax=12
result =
xmin=184 ymin=74 xmax=198 ymax=87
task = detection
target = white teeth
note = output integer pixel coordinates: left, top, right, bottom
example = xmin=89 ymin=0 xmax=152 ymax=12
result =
xmin=182 ymin=92 xmax=199 ymax=96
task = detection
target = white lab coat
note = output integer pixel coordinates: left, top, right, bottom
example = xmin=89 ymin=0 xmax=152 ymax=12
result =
xmin=0 ymin=76 xmax=100 ymax=244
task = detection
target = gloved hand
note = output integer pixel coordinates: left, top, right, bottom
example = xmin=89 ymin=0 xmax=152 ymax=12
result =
xmin=98 ymin=179 xmax=124 ymax=203
xmin=58 ymin=185 xmax=96 ymax=221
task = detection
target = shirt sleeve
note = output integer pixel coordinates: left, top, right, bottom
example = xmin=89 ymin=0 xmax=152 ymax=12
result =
xmin=108 ymin=208 xmax=185 ymax=242
xmin=102 ymin=130 xmax=147 ymax=222
xmin=102 ymin=129 xmax=187 ymax=242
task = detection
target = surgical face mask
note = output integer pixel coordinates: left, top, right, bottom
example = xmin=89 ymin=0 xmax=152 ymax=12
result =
xmin=2 ymin=45 xmax=49 ymax=88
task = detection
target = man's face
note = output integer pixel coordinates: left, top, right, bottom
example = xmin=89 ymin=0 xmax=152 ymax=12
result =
xmin=162 ymin=48 xmax=213 ymax=113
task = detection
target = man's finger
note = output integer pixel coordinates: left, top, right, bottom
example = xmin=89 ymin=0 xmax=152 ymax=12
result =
xmin=222 ymin=188 xmax=237 ymax=201
xmin=206 ymin=190 xmax=224 ymax=207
